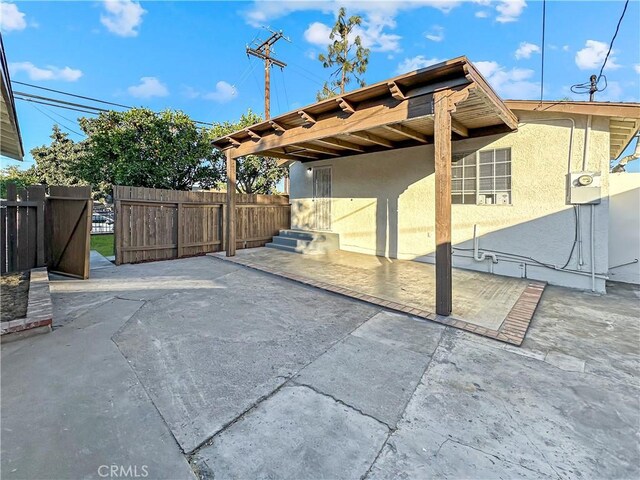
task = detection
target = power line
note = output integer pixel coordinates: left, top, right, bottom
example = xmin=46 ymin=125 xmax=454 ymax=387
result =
xmin=598 ymin=0 xmax=628 ymax=79
xmin=11 ymin=80 xmax=132 ymax=109
xmin=15 ymin=91 xmax=108 ymax=112
xmin=12 ymin=81 xmax=214 ymax=126
xmin=15 ymin=96 xmax=100 ymax=115
xmin=570 ymin=0 xmax=629 ymax=98
xmin=29 ymin=103 xmax=85 ymax=138
xmin=539 ymin=0 xmax=546 ymax=105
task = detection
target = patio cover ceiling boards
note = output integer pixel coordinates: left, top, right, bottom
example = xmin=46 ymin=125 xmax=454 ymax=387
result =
xmin=212 ymin=57 xmax=519 ymax=163
xmin=0 ymin=36 xmax=23 ymax=161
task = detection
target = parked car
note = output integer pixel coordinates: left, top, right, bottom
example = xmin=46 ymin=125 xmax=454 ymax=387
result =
xmin=92 ymin=213 xmax=114 ymax=234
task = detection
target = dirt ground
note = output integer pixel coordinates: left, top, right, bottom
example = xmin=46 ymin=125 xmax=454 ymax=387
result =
xmin=1 ymin=271 xmax=30 ymax=322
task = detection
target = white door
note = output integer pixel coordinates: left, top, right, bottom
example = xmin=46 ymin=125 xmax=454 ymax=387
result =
xmin=313 ymin=166 xmax=332 ymax=231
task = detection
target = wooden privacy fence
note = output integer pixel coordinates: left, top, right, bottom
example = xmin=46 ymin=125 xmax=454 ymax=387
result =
xmin=1 ymin=183 xmax=92 ymax=278
xmin=114 ymin=186 xmax=290 ymax=265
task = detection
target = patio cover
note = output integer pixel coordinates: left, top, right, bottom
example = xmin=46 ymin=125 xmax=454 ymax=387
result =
xmin=213 ymin=56 xmax=519 ymax=316
xmin=0 ymin=35 xmax=23 ymax=161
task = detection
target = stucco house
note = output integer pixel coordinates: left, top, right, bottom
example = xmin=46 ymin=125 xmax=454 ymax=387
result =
xmin=213 ymin=57 xmax=640 ymax=301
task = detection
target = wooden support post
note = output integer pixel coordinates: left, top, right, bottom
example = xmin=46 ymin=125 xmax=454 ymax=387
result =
xmin=226 ymin=150 xmax=237 ymax=257
xmin=434 ymin=90 xmax=453 ymax=316
xmin=177 ymin=202 xmax=184 ymax=258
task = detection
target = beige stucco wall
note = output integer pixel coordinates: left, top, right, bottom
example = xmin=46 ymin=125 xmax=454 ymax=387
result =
xmin=608 ymin=172 xmax=640 ymax=284
xmin=290 ymin=110 xmax=611 ymax=292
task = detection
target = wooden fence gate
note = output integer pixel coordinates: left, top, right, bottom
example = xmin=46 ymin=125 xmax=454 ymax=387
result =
xmin=47 ymin=186 xmax=93 ymax=279
xmin=1 ymin=184 xmax=92 ymax=278
xmin=1 ymin=184 xmax=46 ymax=274
xmin=114 ymin=186 xmax=290 ymax=265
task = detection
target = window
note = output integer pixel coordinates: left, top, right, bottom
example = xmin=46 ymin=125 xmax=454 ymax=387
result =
xmin=451 ymin=148 xmax=511 ymax=205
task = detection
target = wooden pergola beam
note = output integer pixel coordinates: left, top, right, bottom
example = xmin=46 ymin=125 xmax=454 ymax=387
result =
xmin=298 ymin=110 xmax=316 ymax=124
xmin=269 ymin=120 xmax=287 ymax=133
xmin=315 ymin=137 xmax=367 ymax=153
xmin=245 ymin=128 xmax=261 ymax=140
xmin=347 ymin=131 xmax=396 ymax=148
xmin=296 ymin=142 xmax=342 ymax=156
xmin=450 ymin=118 xmax=469 ymax=137
xmin=388 ymin=81 xmax=406 ymax=100
xmin=228 ymin=94 xmax=434 ymax=157
xmin=337 ymin=97 xmax=355 ymax=114
xmin=383 ymin=124 xmax=430 ymax=143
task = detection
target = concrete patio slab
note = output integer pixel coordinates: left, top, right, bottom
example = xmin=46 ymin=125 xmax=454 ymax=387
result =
xmin=215 ymin=248 xmax=530 ymax=330
xmin=0 ymin=298 xmax=195 ymax=480
xmin=294 ymin=334 xmax=434 ymax=428
xmin=351 ymin=310 xmax=445 ymax=355
xmin=369 ymin=331 xmax=640 ymax=479
xmin=113 ymin=266 xmax=379 ymax=453
xmin=192 ymin=385 xmax=388 ymax=480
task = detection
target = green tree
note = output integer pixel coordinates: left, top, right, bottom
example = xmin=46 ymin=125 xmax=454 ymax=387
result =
xmin=30 ymin=125 xmax=88 ymax=187
xmin=316 ymin=7 xmax=370 ymax=101
xmin=78 ymin=108 xmax=219 ymax=194
xmin=211 ymin=110 xmax=287 ymax=194
xmin=0 ymin=165 xmax=39 ymax=198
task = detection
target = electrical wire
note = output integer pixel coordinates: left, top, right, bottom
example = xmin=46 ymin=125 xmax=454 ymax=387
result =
xmin=29 ymin=103 xmax=85 ymax=138
xmin=570 ymin=0 xmax=629 ymax=97
xmin=15 ymin=96 xmax=99 ymax=115
xmin=539 ymin=0 xmax=546 ymax=105
xmin=280 ymin=68 xmax=290 ymax=111
xmin=15 ymin=91 xmax=108 ymax=112
xmin=11 ymin=80 xmax=132 ymax=109
xmin=12 ymin=81 xmax=214 ymax=126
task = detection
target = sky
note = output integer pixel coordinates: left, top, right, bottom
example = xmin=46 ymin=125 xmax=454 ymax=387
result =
xmin=1 ymin=0 xmax=639 ymax=171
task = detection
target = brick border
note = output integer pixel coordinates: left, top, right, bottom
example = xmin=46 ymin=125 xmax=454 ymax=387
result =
xmin=213 ymin=254 xmax=545 ymax=346
xmin=1 ymin=267 xmax=53 ymax=340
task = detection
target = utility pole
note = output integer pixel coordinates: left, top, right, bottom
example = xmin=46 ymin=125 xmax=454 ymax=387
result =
xmin=246 ymin=30 xmax=288 ymax=119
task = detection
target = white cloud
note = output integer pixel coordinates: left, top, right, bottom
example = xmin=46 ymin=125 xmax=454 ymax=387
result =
xmin=475 ymin=60 xmax=538 ymax=99
xmin=425 ymin=25 xmax=444 ymax=42
xmin=475 ymin=10 xmax=489 ymax=18
xmin=575 ymin=40 xmax=620 ymax=71
xmin=635 ymin=64 xmax=640 ymax=74
xmin=101 ymin=0 xmax=146 ymax=37
xmin=127 ymin=77 xmax=168 ymax=98
xmin=562 ymin=45 xmax=570 ymax=52
xmin=9 ymin=62 xmax=83 ymax=81
xmin=515 ymin=42 xmax=540 ymax=59
xmin=496 ymin=0 xmax=527 ymax=23
xmin=396 ymin=56 xmax=443 ymax=74
xmin=1 ymin=2 xmax=27 ymax=32
xmin=304 ymin=22 xmax=332 ymax=46
xmin=203 ymin=81 xmax=238 ymax=103
xmin=184 ymin=81 xmax=238 ymax=103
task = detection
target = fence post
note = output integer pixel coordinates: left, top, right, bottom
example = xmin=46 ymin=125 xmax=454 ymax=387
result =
xmin=177 ymin=202 xmax=183 ymax=258
xmin=6 ymin=183 xmax=17 ymax=272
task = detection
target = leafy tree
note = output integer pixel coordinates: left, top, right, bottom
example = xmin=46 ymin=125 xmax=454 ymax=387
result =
xmin=78 ymin=108 xmax=219 ymax=195
xmin=316 ymin=7 xmax=370 ymax=101
xmin=0 ymin=165 xmax=39 ymax=198
xmin=30 ymin=125 xmax=88 ymax=187
xmin=211 ymin=110 xmax=287 ymax=194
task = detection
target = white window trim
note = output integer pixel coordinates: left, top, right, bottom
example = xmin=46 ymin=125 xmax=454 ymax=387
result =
xmin=451 ymin=148 xmax=512 ymax=205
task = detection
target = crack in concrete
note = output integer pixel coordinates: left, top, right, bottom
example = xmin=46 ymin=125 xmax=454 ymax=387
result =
xmin=361 ymin=326 xmax=448 ymax=480
xmin=292 ymin=381 xmax=394 ymax=430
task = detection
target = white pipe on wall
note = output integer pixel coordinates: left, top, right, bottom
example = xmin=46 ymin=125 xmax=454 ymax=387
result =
xmin=591 ymin=204 xmax=596 ymax=292
xmin=577 ymin=206 xmax=584 ymax=269
xmin=583 ymin=115 xmax=592 ymax=171
xmin=473 ymin=224 xmax=498 ymax=265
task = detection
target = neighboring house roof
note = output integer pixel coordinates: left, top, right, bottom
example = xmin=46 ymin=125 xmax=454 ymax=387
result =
xmin=213 ymin=56 xmax=519 ymax=163
xmin=505 ymin=100 xmax=640 ymax=161
xmin=0 ymin=34 xmax=23 ymax=161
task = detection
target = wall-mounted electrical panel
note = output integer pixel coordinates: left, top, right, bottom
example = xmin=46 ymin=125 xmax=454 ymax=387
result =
xmin=567 ymin=172 xmax=601 ymax=204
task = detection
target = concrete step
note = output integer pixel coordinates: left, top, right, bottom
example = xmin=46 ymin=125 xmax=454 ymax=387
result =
xmin=265 ymin=242 xmax=299 ymax=253
xmin=267 ymin=229 xmax=340 ymax=255
xmin=272 ymin=236 xmax=312 ymax=249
